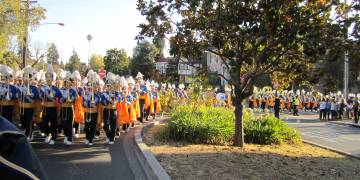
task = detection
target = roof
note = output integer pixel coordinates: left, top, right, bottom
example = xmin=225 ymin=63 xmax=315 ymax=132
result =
xmin=156 ymin=57 xmax=172 ymax=62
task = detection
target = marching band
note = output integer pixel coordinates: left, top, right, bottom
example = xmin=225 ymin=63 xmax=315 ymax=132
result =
xmin=0 ymin=64 xmax=163 ymax=146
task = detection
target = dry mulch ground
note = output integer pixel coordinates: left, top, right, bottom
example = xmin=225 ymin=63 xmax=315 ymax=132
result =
xmin=143 ymin=124 xmax=360 ymax=180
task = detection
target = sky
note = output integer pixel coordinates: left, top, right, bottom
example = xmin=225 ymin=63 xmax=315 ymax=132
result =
xmin=30 ymin=0 xmax=147 ymax=64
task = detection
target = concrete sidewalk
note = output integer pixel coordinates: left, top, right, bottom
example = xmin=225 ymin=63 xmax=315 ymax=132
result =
xmin=328 ymin=119 xmax=360 ymax=128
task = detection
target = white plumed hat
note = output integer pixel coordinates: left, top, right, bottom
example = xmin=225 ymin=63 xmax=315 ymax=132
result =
xmin=23 ymin=65 xmax=36 ymax=80
xmin=0 ymin=65 xmax=13 ymax=80
xmin=106 ymin=72 xmax=116 ymax=84
xmin=46 ymin=64 xmax=57 ymax=80
xmin=126 ymin=76 xmax=135 ymax=85
xmin=64 ymin=71 xmax=72 ymax=81
xmin=98 ymin=78 xmax=105 ymax=87
xmin=72 ymin=71 xmax=81 ymax=81
xmin=136 ymin=72 xmax=143 ymax=79
xmin=120 ymin=76 xmax=128 ymax=88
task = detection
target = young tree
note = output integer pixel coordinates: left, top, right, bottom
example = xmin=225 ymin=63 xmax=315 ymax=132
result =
xmin=130 ymin=41 xmax=158 ymax=78
xmin=89 ymin=54 xmax=104 ymax=71
xmin=46 ymin=43 xmax=59 ymax=65
xmin=65 ymin=50 xmax=81 ymax=72
xmin=0 ymin=0 xmax=46 ymax=67
xmin=104 ymin=48 xmax=129 ymax=75
xmin=0 ymin=0 xmax=21 ymax=59
xmin=137 ymin=0 xmax=358 ymax=147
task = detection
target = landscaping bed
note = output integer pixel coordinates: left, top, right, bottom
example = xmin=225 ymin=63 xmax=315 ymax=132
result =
xmin=144 ymin=123 xmax=360 ymax=180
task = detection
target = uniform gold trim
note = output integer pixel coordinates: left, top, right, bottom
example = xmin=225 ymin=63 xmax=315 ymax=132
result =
xmin=0 ymin=100 xmax=15 ymax=106
xmin=84 ymin=108 xmax=97 ymax=113
xmin=20 ymin=103 xmax=34 ymax=109
xmin=43 ymin=102 xmax=57 ymax=107
xmin=104 ymin=105 xmax=116 ymax=109
xmin=61 ymin=102 xmax=73 ymax=108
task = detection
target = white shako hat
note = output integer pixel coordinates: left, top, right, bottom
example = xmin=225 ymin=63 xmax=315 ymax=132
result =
xmin=126 ymin=76 xmax=135 ymax=86
xmin=179 ymin=83 xmax=185 ymax=90
xmin=40 ymin=71 xmax=46 ymax=85
xmin=172 ymin=84 xmax=176 ymax=89
xmin=23 ymin=65 xmax=36 ymax=80
xmin=167 ymin=83 xmax=172 ymax=89
xmin=87 ymin=69 xmax=94 ymax=79
xmin=98 ymin=78 xmax=105 ymax=87
xmin=34 ymin=70 xmax=43 ymax=82
xmin=14 ymin=70 xmax=23 ymax=80
xmin=64 ymin=71 xmax=72 ymax=81
xmin=87 ymin=70 xmax=97 ymax=85
xmin=145 ymin=80 xmax=151 ymax=88
xmin=115 ymin=75 xmax=121 ymax=84
xmin=106 ymin=72 xmax=116 ymax=84
xmin=1 ymin=65 xmax=13 ymax=81
xmin=120 ymin=76 xmax=128 ymax=88
xmin=57 ymin=69 xmax=66 ymax=80
xmin=57 ymin=68 xmax=68 ymax=81
xmin=72 ymin=71 xmax=81 ymax=81
xmin=136 ymin=72 xmax=144 ymax=80
xmin=45 ymin=64 xmax=57 ymax=81
xmin=150 ymin=80 xmax=156 ymax=87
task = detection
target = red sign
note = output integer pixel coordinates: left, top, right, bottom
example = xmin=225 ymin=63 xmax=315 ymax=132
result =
xmin=98 ymin=69 xmax=106 ymax=79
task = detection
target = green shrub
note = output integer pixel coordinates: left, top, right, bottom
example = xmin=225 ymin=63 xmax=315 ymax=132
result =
xmin=162 ymin=105 xmax=235 ymax=145
xmin=244 ymin=114 xmax=301 ymax=144
xmin=161 ymin=105 xmax=301 ymax=145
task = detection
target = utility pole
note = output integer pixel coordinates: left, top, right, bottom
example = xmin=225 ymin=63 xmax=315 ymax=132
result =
xmin=21 ymin=0 xmax=37 ymax=69
xmin=344 ymin=52 xmax=349 ymax=98
xmin=344 ymin=0 xmax=349 ymax=99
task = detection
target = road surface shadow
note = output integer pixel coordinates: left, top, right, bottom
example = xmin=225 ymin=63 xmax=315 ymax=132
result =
xmin=31 ymin=133 xmax=135 ymax=180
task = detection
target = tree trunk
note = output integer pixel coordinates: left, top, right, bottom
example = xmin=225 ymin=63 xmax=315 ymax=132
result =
xmin=234 ymin=86 xmax=244 ymax=147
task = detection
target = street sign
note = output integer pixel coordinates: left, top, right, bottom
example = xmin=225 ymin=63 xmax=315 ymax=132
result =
xmin=98 ymin=69 xmax=106 ymax=79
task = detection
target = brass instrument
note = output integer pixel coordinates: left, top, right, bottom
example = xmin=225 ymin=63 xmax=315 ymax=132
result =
xmin=5 ymin=82 xmax=10 ymax=101
xmin=20 ymin=82 xmax=24 ymax=115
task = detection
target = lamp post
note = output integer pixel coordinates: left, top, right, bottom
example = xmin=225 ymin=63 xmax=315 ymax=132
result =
xmin=40 ymin=22 xmax=65 ymax=26
xmin=87 ymin=34 xmax=93 ymax=68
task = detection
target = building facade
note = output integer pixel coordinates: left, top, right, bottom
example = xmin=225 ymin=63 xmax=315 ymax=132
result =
xmin=178 ymin=59 xmax=199 ymax=84
xmin=205 ymin=51 xmax=230 ymax=87
xmin=155 ymin=57 xmax=169 ymax=75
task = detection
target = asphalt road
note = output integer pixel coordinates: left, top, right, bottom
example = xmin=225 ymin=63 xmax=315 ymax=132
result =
xmin=282 ymin=112 xmax=360 ymax=157
xmin=31 ymin=125 xmax=147 ymax=180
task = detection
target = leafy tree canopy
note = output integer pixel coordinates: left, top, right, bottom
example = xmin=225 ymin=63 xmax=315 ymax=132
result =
xmin=46 ymin=43 xmax=59 ymax=65
xmin=137 ymin=0 xmax=359 ymax=147
xmin=130 ymin=41 xmax=159 ymax=78
xmin=65 ymin=50 xmax=81 ymax=72
xmin=104 ymin=48 xmax=129 ymax=75
xmin=89 ymin=54 xmax=104 ymax=72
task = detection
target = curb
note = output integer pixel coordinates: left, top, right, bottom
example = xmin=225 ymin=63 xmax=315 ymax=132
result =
xmin=133 ymin=121 xmax=171 ymax=180
xmin=328 ymin=121 xmax=360 ymax=128
xmin=302 ymin=139 xmax=360 ymax=159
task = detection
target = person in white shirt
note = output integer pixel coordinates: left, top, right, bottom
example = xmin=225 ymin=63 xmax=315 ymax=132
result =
xmin=330 ymin=100 xmax=338 ymax=120
xmin=319 ymin=99 xmax=327 ymax=120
